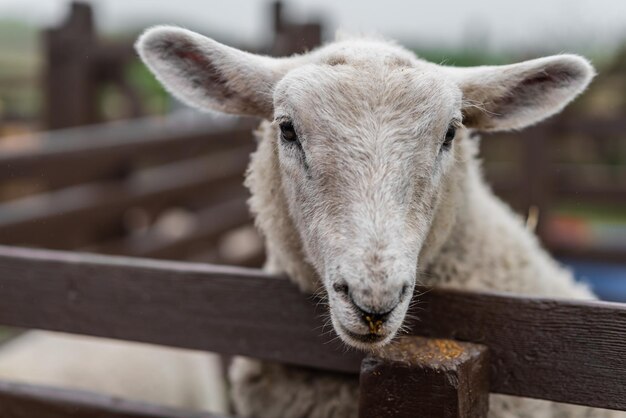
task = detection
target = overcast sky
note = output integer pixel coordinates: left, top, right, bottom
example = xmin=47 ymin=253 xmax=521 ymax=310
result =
xmin=1 ymin=0 xmax=625 ymax=53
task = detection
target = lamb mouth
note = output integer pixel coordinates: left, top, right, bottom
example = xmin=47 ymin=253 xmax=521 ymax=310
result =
xmin=338 ymin=323 xmax=387 ymax=344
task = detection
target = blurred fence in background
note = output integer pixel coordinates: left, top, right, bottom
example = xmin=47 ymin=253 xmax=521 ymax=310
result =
xmin=42 ymin=1 xmax=322 ymax=131
xmin=0 ymin=1 xmax=324 ymax=270
xmin=0 ymin=1 xmax=624 ymax=300
xmin=485 ymin=115 xmax=626 ymax=261
xmin=0 ymin=115 xmax=264 ymax=266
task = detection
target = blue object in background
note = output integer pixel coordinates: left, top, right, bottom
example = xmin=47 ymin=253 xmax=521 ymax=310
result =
xmin=561 ymin=258 xmax=626 ymax=302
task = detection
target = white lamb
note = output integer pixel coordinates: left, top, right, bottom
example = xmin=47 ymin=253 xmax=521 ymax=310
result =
xmin=136 ymin=27 xmax=625 ymax=418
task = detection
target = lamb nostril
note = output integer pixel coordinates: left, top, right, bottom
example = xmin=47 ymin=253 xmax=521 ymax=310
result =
xmin=401 ymin=283 xmax=410 ymax=298
xmin=333 ymin=282 xmax=349 ymax=295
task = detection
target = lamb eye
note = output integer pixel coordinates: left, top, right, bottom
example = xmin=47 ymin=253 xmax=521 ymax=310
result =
xmin=442 ymin=125 xmax=456 ymax=150
xmin=279 ymin=121 xmax=298 ymax=143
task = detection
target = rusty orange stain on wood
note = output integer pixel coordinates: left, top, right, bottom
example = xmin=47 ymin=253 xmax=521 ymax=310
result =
xmin=376 ymin=337 xmax=468 ymax=367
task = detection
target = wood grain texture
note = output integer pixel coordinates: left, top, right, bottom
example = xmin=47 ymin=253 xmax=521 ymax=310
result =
xmin=0 ymin=245 xmax=358 ymax=371
xmin=0 ymin=246 xmax=624 ymax=410
xmin=412 ymin=287 xmax=626 ymax=411
xmin=0 ymin=379 xmax=228 ymax=418
xmin=359 ymin=337 xmax=489 ymax=418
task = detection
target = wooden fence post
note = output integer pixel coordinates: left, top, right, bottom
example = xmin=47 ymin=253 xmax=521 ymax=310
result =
xmin=42 ymin=2 xmax=98 ymax=130
xmin=522 ymin=124 xmax=553 ymax=241
xmin=270 ymin=0 xmax=322 ymax=56
xmin=359 ymin=337 xmax=489 ymax=418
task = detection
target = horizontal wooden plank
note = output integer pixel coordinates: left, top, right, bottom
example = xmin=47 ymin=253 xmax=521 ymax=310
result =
xmin=0 ymin=246 xmax=625 ymax=410
xmin=94 ymin=195 xmax=252 ymax=259
xmin=413 ymin=287 xmax=626 ymax=411
xmin=0 ymin=379 xmax=227 ymax=418
xmin=0 ymin=245 xmax=354 ymax=367
xmin=0 ymin=114 xmax=257 ymax=184
xmin=0 ymin=147 xmax=252 ymax=248
xmin=0 ymin=245 xmax=357 ymax=372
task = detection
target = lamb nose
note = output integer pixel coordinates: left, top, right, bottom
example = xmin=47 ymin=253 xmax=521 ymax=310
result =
xmin=349 ymin=298 xmax=395 ymax=332
xmin=360 ymin=309 xmax=391 ymax=334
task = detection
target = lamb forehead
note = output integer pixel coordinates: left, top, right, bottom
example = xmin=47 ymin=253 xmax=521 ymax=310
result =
xmin=311 ymin=38 xmax=420 ymax=66
xmin=274 ymin=68 xmax=460 ymax=138
xmin=274 ymin=39 xmax=460 ymax=121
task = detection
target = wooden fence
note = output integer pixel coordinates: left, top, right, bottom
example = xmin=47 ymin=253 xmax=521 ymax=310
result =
xmin=0 ymin=114 xmax=263 ymax=266
xmin=40 ymin=1 xmax=322 ymax=131
xmin=0 ymin=114 xmax=624 ymax=417
xmin=0 ymin=244 xmax=624 ymax=417
xmin=484 ymin=114 xmax=626 ymax=264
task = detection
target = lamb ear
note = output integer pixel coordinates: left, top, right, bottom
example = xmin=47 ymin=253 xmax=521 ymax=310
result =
xmin=136 ymin=26 xmax=296 ymax=118
xmin=445 ymin=55 xmax=595 ymax=131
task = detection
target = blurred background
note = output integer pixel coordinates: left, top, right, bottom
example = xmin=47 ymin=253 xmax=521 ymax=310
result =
xmin=0 ymin=0 xmax=624 ymax=310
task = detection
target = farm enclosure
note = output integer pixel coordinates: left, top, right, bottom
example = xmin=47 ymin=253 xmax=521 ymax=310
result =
xmin=0 ymin=1 xmax=625 ymax=417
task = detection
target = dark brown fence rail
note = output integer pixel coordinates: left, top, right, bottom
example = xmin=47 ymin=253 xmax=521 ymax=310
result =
xmin=485 ymin=114 xmax=626 ymax=264
xmin=0 ymin=148 xmax=251 ymax=245
xmin=0 ymin=115 xmax=257 ymax=186
xmin=0 ymin=245 xmax=625 ymax=411
xmin=486 ymin=116 xmax=626 ymax=209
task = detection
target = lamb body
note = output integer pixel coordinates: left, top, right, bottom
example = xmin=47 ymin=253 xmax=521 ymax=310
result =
xmin=233 ymin=118 xmax=615 ymax=418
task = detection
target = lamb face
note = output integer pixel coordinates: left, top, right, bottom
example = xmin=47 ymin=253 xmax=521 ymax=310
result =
xmin=136 ymin=26 xmax=594 ymax=349
xmin=271 ymin=61 xmax=463 ymax=347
